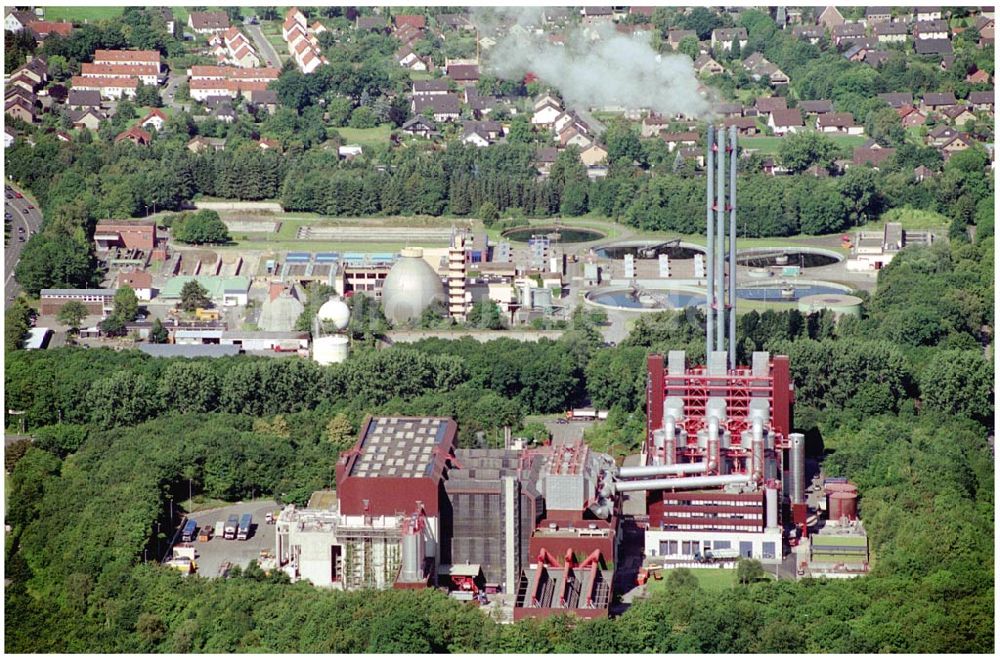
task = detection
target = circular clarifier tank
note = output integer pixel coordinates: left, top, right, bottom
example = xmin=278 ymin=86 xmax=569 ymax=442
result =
xmin=502 ymin=225 xmax=605 ymax=244
xmin=798 ymin=293 xmax=863 ymax=317
xmin=736 ymin=279 xmax=852 ymax=303
xmin=585 ymin=286 xmax=706 ymax=311
xmin=593 ymin=240 xmax=705 ymax=260
xmin=736 ymin=247 xmax=844 ymax=268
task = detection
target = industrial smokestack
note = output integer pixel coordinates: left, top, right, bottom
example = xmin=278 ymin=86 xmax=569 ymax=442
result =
xmin=728 ymin=126 xmax=738 ymax=370
xmin=705 ymin=125 xmax=715 ymax=359
xmin=715 ymin=126 xmax=726 ymax=357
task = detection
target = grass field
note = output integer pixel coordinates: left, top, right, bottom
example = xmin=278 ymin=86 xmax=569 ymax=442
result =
xmin=648 ymin=568 xmax=738 ymax=592
xmin=42 ymin=7 xmax=124 ymax=22
xmin=859 ymin=207 xmax=951 ymax=231
xmin=336 ymin=124 xmax=394 ymax=149
xmin=741 ymin=134 xmax=867 ymax=154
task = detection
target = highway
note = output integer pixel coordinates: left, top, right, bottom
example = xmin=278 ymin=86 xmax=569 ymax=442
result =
xmin=245 ymin=22 xmax=284 ymax=68
xmin=4 ymin=183 xmax=43 ymax=309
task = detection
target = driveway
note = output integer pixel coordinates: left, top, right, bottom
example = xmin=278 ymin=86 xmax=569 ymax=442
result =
xmin=173 ymin=499 xmax=279 ymax=578
xmin=245 ymin=23 xmax=283 ymax=68
xmin=5 ymin=184 xmax=43 ymax=309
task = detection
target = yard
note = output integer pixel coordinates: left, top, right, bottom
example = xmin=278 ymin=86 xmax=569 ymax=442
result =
xmin=741 ymin=134 xmax=867 ymax=154
xmin=647 ymin=567 xmax=739 ymax=592
xmin=41 ymin=7 xmax=124 ymax=22
xmin=335 ymin=124 xmax=394 ymax=149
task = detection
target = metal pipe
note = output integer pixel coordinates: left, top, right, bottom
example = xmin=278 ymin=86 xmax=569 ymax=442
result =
xmin=790 ymin=432 xmax=806 ymax=504
xmin=614 ymin=473 xmax=750 ymax=493
xmin=618 ymin=461 xmax=709 ymax=478
xmin=705 ymin=125 xmax=715 ymax=358
xmin=728 ymin=125 xmax=738 ymax=370
xmin=716 ymin=123 xmax=726 ymax=358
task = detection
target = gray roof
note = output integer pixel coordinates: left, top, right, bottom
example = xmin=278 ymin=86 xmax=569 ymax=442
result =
xmin=250 ymin=89 xmax=278 ymax=104
xmin=914 ymin=38 xmax=953 ymax=55
xmin=67 ymin=89 xmax=102 ymax=107
xmin=139 ymin=344 xmax=241 ymax=358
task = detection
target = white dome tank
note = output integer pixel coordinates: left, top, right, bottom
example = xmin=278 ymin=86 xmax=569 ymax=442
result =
xmin=317 ymin=297 xmax=351 ymax=330
xmin=313 ymin=335 xmax=349 ymax=365
xmin=381 ymin=247 xmax=446 ymax=325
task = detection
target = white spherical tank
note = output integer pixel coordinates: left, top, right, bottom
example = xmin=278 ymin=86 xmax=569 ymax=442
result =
xmin=317 ymin=297 xmax=351 ymax=330
xmin=381 ymin=247 xmax=446 ymax=325
xmin=313 ymin=335 xmax=349 ymax=365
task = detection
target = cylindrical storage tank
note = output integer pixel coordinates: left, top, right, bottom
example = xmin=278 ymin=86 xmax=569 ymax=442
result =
xmin=765 ymin=488 xmax=779 ymax=528
xmin=797 ymin=293 xmax=863 ymax=318
xmin=828 ymin=491 xmax=858 ymax=521
xmin=381 ymin=247 xmax=447 ymax=325
xmin=401 ymin=532 xmax=420 ymax=582
xmin=313 ymin=335 xmax=350 ymax=365
xmin=751 ymin=437 xmax=764 ymax=480
xmin=789 ymin=433 xmax=806 ymax=504
xmin=652 ymin=429 xmax=666 ymax=458
xmin=825 ymin=482 xmax=858 ymax=494
xmin=707 ymin=434 xmax=720 ymax=473
xmin=696 ymin=429 xmax=708 ymax=450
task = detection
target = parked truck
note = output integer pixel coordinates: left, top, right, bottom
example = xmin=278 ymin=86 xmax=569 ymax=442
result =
xmin=223 ymin=514 xmax=239 ymax=540
xmin=180 ymin=519 xmax=197 ymax=543
xmin=694 ymin=548 xmax=741 ymax=563
xmin=237 ymin=513 xmax=252 ymax=540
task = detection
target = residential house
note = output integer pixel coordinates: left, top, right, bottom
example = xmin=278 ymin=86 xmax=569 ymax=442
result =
xmin=580 ymin=143 xmax=608 ymax=166
xmin=941 ymin=104 xmax=976 ymax=126
xmin=799 ymin=99 xmax=834 ymax=115
xmin=534 ymin=147 xmax=558 ymax=177
xmin=916 ymin=7 xmax=943 ymax=22
xmin=413 ymin=79 xmax=451 ymax=96
xmin=139 ymin=108 xmax=168 ymax=131
xmin=158 ymin=8 xmax=176 ymax=36
xmin=659 ymin=131 xmax=699 ymax=152
xmin=872 ymin=22 xmax=908 ymax=43
xmin=188 ymin=11 xmax=229 ymax=35
xmin=66 ymin=89 xmax=103 ymax=110
xmin=768 ymin=108 xmax=804 ymax=135
xmin=898 ymin=105 xmax=928 ymax=127
xmin=792 ymin=26 xmax=824 ymax=43
xmin=412 ymin=93 xmax=462 ymax=122
xmin=716 ymin=102 xmax=743 ymax=117
xmin=338 ymin=145 xmax=363 ymax=160
xmin=940 ymin=133 xmax=973 ymax=155
xmin=864 ymin=50 xmax=891 ymax=68
xmin=27 ymin=20 xmax=73 ymax=45
xmin=756 ymin=96 xmax=788 ymax=115
xmin=5 ymin=96 xmax=35 ymax=124
xmin=356 ymin=15 xmax=388 ymax=32
xmin=400 ymin=115 xmax=438 ymax=138
xmin=693 ymin=54 xmax=724 ymax=76
xmin=724 ymin=116 xmax=759 ymax=135
xmin=817 ymin=112 xmax=863 ymax=134
xmin=640 ymin=113 xmax=671 ymax=138
xmin=437 ymin=13 xmax=473 ymax=31
xmin=879 ymin=92 xmax=913 ymax=109
xmin=711 ymin=27 xmax=748 ymax=52
xmin=249 ymin=89 xmax=279 ymax=114
xmin=81 ymin=62 xmax=159 ymax=86
xmin=257 ymin=138 xmax=281 ymax=151
xmin=93 ymin=49 xmax=162 ymax=73
xmin=187 ymin=136 xmax=226 ymax=153
xmin=913 ymin=20 xmax=949 ymax=40
xmin=212 ymin=104 xmax=237 ymax=123
xmin=461 ymin=127 xmax=491 ymax=147
xmin=115 ymin=126 xmax=152 ymax=146
xmin=463 ymin=120 xmax=504 ymax=141
xmin=927 ymin=124 xmax=959 ymax=146
xmin=667 ymin=29 xmax=697 ymax=49
xmin=922 ymin=92 xmax=957 ymax=112
xmin=446 ymin=63 xmax=480 ymax=86
xmin=914 ymin=38 xmax=953 ymax=56
xmin=864 ymin=7 xmax=892 ymax=25
xmin=4 ymin=126 xmax=15 ymax=148
xmin=68 ymin=108 xmax=106 ymax=130
xmin=532 ymin=96 xmax=563 ymax=126
xmin=817 ymin=6 xmax=845 ymax=30
xmin=4 ymin=9 xmax=35 ymax=32
xmin=394 ymin=15 xmax=427 ymax=30
xmin=913 ymin=164 xmax=936 ymax=181
xmin=559 ymin=125 xmax=592 ymax=149
xmin=966 ymin=69 xmax=991 ymax=84
xmin=968 ymin=90 xmax=994 ymax=114
xmin=975 ymin=16 xmax=994 ymax=48
xmin=743 ymin=53 xmax=790 ymax=86
xmin=832 ymin=23 xmax=866 ymax=45
xmin=397 ymin=46 xmax=429 ymax=71
xmin=581 ymin=6 xmax=614 ymax=25
xmin=853 ymin=145 xmax=896 ymax=168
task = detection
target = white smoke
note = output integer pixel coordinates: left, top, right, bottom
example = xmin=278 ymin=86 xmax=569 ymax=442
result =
xmin=475 ymin=10 xmax=713 ymax=119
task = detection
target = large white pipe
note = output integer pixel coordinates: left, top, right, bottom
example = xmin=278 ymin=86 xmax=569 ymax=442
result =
xmin=728 ymin=125 xmax=738 ymax=370
xmin=618 ymin=461 xmax=708 ymax=479
xmin=716 ymin=124 xmax=726 ymax=356
xmin=614 ymin=473 xmax=750 ymax=493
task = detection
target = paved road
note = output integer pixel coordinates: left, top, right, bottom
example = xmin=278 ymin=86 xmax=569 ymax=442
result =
xmin=5 ymin=184 xmax=43 ymax=309
xmin=163 ymin=71 xmax=185 ymax=110
xmin=245 ymin=23 xmax=283 ymax=68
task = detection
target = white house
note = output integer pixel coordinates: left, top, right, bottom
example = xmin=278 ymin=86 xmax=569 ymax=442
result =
xmin=768 ymin=108 xmax=804 ymax=135
xmin=139 ymin=109 xmax=168 ymax=131
xmin=4 ymin=126 xmax=15 ymax=148
xmin=532 ymin=100 xmax=563 ymax=126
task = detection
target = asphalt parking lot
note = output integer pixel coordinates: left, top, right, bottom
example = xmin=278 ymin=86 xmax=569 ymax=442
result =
xmin=177 ymin=500 xmax=279 ymax=578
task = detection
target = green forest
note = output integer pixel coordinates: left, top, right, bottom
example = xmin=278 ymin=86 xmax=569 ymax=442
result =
xmin=5 ymin=233 xmax=994 ymax=652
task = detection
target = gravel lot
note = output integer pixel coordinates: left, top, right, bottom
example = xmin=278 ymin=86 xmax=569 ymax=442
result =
xmin=177 ymin=500 xmax=279 ymax=578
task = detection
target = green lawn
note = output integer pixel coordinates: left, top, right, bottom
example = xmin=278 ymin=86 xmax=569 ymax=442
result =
xmin=858 ymin=207 xmax=951 ymax=231
xmin=741 ymin=134 xmax=867 ymax=155
xmin=42 ymin=7 xmax=124 ymax=22
xmin=648 ymin=568 xmax=738 ymax=592
xmin=336 ymin=124 xmax=394 ymax=149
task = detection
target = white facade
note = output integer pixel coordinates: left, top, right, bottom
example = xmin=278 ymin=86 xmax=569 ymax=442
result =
xmin=644 ymin=528 xmax=784 ymax=564
xmin=532 ymin=104 xmax=562 ymax=126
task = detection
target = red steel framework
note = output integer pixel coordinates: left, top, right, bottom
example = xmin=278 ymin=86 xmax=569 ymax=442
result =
xmin=646 ymin=353 xmax=794 ymax=458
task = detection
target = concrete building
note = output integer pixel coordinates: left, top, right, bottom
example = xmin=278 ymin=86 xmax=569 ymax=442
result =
xmin=158 ymin=276 xmax=251 ymax=307
xmin=40 ymin=289 xmax=116 ymax=316
xmin=846 ymin=222 xmax=931 ymax=271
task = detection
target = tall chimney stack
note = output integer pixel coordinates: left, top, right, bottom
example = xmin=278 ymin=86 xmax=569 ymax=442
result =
xmin=705 ymin=125 xmax=715 ymax=360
